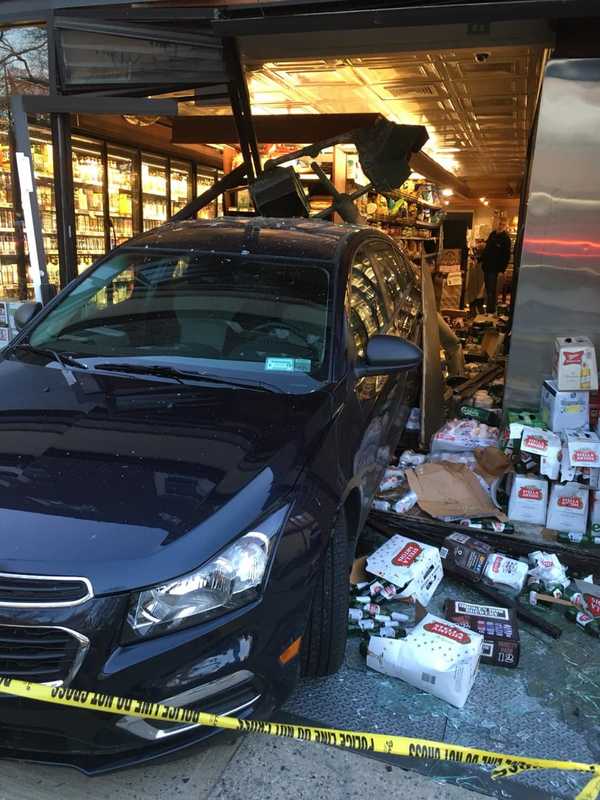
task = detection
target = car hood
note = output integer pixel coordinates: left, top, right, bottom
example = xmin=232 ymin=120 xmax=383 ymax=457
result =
xmin=0 ymin=358 xmax=332 ymax=593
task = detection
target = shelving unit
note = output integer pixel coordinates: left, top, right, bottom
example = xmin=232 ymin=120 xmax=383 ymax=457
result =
xmin=31 ymin=126 xmax=59 ymax=290
xmin=360 ymin=177 xmax=445 ymax=269
xmin=108 ymin=146 xmax=138 ymax=248
xmin=170 ymin=159 xmax=192 ymax=217
xmin=72 ymin=135 xmax=106 ymax=275
xmin=142 ymin=153 xmax=168 ymax=232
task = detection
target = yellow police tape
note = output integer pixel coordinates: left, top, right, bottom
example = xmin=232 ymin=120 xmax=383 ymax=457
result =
xmin=0 ymin=675 xmax=598 ymax=799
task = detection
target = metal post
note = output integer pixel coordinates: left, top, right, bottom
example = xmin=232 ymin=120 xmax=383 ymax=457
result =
xmin=8 ymin=128 xmax=29 ymax=300
xmin=10 ymin=95 xmax=49 ymax=304
xmin=223 ymin=37 xmax=261 ymax=183
xmin=51 ymin=112 xmax=77 ymax=287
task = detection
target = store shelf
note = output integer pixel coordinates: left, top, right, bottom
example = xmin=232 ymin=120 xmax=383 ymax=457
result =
xmin=74 ymin=179 xmax=103 ymax=188
xmin=386 ymin=189 xmax=443 ymax=211
xmin=142 ymin=191 xmax=167 ymax=199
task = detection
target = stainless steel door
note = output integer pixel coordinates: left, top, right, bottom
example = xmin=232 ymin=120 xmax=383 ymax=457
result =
xmin=506 ymin=59 xmax=600 ymax=409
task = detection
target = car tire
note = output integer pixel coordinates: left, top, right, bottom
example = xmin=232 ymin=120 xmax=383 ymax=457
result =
xmin=301 ymin=511 xmax=349 ymax=678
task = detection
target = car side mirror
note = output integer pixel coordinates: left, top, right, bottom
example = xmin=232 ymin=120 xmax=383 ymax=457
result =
xmin=14 ymin=301 xmax=42 ymax=331
xmin=355 ymin=334 xmax=422 ymax=378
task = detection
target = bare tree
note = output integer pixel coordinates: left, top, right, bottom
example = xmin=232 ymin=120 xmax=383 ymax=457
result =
xmin=0 ymin=26 xmax=48 ymax=95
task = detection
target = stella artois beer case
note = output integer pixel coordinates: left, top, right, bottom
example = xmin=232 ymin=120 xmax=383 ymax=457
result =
xmin=546 ymin=481 xmax=590 ymax=534
xmin=366 ymin=612 xmax=483 ymax=708
xmin=540 ymin=379 xmax=589 ymax=433
xmin=553 ymin=336 xmax=598 ymax=391
xmin=507 ymin=475 xmax=549 ymax=525
xmin=366 ymin=535 xmax=443 ymax=606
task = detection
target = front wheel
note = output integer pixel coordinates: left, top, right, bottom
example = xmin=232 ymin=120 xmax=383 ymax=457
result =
xmin=300 ymin=511 xmax=349 ymax=677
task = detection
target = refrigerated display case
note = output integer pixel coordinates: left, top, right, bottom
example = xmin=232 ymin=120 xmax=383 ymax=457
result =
xmin=31 ymin=126 xmax=59 ymax=291
xmin=108 ymin=146 xmax=138 ymax=248
xmin=72 ymin=135 xmax=106 ymax=274
xmin=170 ymin=159 xmax=192 ymax=217
xmin=196 ymin=167 xmax=218 ymax=219
xmin=142 ymin=153 xmax=168 ymax=232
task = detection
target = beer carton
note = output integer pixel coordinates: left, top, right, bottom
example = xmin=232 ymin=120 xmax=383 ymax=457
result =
xmin=366 ymin=612 xmax=483 ymax=708
xmin=546 ymin=481 xmax=589 ymax=534
xmin=508 ymin=474 xmax=548 ymax=525
xmin=553 ymin=336 xmax=598 ymax=391
xmin=540 ymin=379 xmax=589 ymax=433
xmin=565 ymin=429 xmax=600 ymax=468
xmin=440 ymin=533 xmax=492 ymax=581
xmin=444 ymin=600 xmax=520 ymax=668
xmin=366 ymin=535 xmax=443 ymax=606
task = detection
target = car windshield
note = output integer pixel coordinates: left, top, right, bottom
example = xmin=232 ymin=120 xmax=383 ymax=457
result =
xmin=28 ymin=248 xmax=333 ymax=386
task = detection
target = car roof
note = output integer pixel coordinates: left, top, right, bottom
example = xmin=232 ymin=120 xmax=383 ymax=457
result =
xmin=125 ymin=217 xmax=383 ymax=262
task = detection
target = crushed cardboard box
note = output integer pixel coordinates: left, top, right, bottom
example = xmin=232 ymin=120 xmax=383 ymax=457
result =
xmin=366 ymin=534 xmax=443 ymax=606
xmin=440 ymin=532 xmax=493 ymax=581
xmin=407 ymin=462 xmax=506 ymax=522
xmin=366 ymin=612 xmax=483 ymax=708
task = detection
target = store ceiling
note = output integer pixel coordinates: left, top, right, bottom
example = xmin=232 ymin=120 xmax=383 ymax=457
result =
xmin=183 ymin=44 xmax=547 ymax=199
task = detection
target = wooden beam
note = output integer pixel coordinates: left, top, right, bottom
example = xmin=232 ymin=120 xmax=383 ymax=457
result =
xmin=171 ymin=113 xmax=473 ymax=197
xmin=172 ymin=113 xmax=382 ymax=144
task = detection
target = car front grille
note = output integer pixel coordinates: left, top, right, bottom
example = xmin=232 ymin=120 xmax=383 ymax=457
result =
xmin=0 ymin=624 xmax=89 ymax=685
xmin=0 ymin=573 xmax=93 ymax=607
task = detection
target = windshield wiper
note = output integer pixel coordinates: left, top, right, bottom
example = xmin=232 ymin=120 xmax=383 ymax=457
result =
xmin=92 ymin=362 xmax=283 ymax=393
xmin=13 ymin=343 xmax=88 ymax=370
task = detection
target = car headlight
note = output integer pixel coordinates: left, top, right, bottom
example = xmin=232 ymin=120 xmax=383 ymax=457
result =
xmin=123 ymin=506 xmax=288 ymax=642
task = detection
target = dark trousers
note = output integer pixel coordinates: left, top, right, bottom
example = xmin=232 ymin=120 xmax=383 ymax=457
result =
xmin=483 ymin=270 xmax=499 ymax=313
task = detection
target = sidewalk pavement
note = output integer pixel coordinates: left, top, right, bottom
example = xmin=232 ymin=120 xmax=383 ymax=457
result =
xmin=0 ymin=731 xmax=491 ymax=800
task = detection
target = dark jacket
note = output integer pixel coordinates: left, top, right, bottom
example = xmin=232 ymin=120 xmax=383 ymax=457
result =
xmin=481 ymin=230 xmax=511 ymax=273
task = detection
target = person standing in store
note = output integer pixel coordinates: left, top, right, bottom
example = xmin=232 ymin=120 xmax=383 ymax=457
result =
xmin=480 ymin=218 xmax=511 ymax=314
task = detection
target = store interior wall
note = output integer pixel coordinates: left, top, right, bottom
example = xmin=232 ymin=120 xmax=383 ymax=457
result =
xmin=505 ymin=57 xmax=600 ymax=409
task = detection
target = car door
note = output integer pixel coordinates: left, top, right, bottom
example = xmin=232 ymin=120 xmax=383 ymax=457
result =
xmin=368 ymin=241 xmax=423 ymax=447
xmin=343 ymin=240 xmax=400 ymax=503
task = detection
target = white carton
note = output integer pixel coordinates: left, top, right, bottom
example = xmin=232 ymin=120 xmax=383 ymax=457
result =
xmin=565 ymin=429 xmax=600 ymax=468
xmin=366 ymin=535 xmax=443 ymax=606
xmin=507 ymin=474 xmax=549 ymax=525
xmin=483 ymin=554 xmax=529 ymax=592
xmin=520 ymin=426 xmax=561 ymax=459
xmin=553 ymin=337 xmax=598 ymax=391
xmin=540 ymin=380 xmax=589 ymax=432
xmin=546 ymin=481 xmax=589 ymax=534
xmin=366 ymin=613 xmax=483 ymax=708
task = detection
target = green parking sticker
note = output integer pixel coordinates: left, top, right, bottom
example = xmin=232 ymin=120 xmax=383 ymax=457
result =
xmin=265 ymin=357 xmax=312 ymax=372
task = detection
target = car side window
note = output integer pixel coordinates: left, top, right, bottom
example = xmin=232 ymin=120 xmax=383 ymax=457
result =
xmin=370 ymin=244 xmax=411 ymax=313
xmin=347 ymin=246 xmax=389 ymax=356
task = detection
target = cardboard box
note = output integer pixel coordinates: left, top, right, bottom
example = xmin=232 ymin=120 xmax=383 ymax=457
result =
xmin=444 ymin=600 xmax=520 ymax=668
xmin=508 ymin=474 xmax=549 ymax=525
xmin=590 ymin=388 xmax=600 ymax=430
xmin=540 ymin=380 xmax=589 ymax=433
xmin=553 ymin=336 xmax=598 ymax=391
xmin=573 ymin=578 xmax=600 ymax=618
xmin=565 ymin=429 xmax=600 ymax=468
xmin=440 ymin=533 xmax=493 ymax=581
xmin=520 ymin=426 xmax=562 ymax=459
xmin=546 ymin=481 xmax=589 ymax=534
xmin=406 ymin=462 xmax=504 ymax=522
xmin=366 ymin=535 xmax=443 ymax=606
xmin=366 ymin=612 xmax=483 ymax=708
